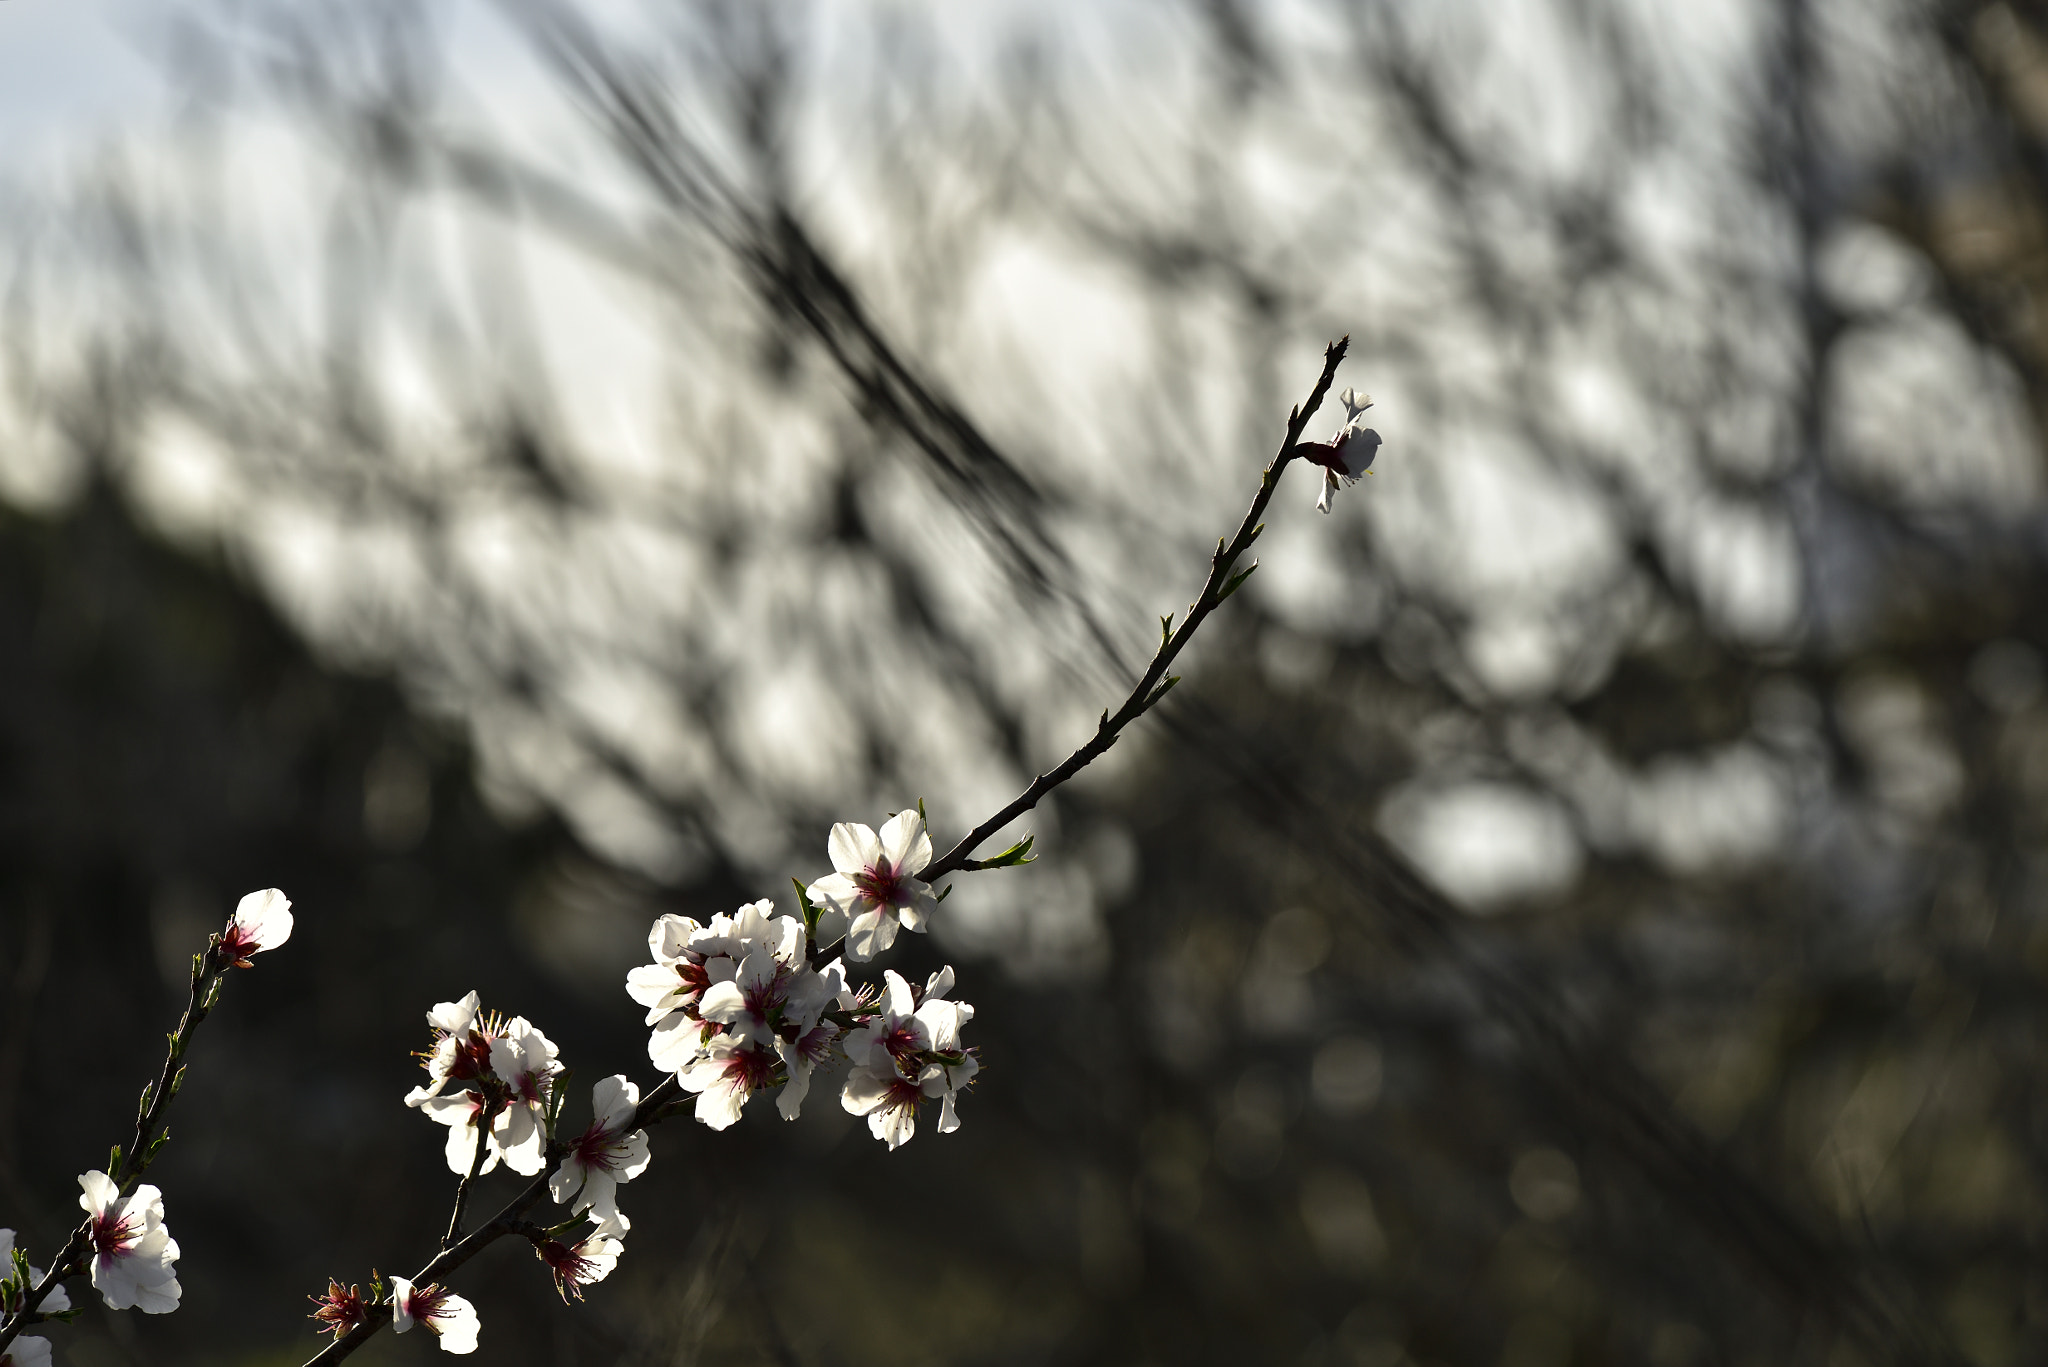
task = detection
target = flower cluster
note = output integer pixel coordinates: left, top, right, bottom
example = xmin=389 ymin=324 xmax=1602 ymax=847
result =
xmin=405 ymin=992 xmax=561 ymax=1177
xmin=627 ymin=811 xmax=980 ymax=1147
xmin=630 ymin=898 xmax=846 ymax=1128
xmin=386 ymin=1000 xmax=651 ymax=1351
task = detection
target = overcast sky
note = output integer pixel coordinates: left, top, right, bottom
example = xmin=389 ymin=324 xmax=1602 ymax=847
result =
xmin=0 ymin=1 xmax=166 ymax=172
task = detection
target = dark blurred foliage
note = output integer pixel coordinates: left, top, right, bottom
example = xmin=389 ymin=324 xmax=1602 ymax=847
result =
xmin=7 ymin=2 xmax=2048 ymax=1366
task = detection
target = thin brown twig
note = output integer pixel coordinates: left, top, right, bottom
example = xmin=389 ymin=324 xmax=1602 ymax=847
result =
xmin=441 ymin=1103 xmax=497 ymax=1251
xmin=921 ymin=335 xmax=1350 ymax=884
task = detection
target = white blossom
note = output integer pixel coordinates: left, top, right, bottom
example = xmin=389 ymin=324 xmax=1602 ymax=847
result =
xmin=550 ymin=1076 xmax=651 ymax=1233
xmin=840 ymin=1060 xmax=928 ymax=1149
xmin=405 ymin=991 xmax=491 ymax=1107
xmin=390 ymin=1275 xmax=480 ymax=1354
xmin=676 ymin=1033 xmax=780 ymax=1130
xmin=915 ymin=967 xmax=980 ymax=1134
xmin=808 ymin=811 xmax=938 ymax=961
xmin=487 ymin=1017 xmax=561 ymax=1176
xmin=1305 ymin=388 xmax=1382 ymax=513
xmin=839 ymin=968 xmax=978 ymax=1147
xmin=216 ymin=888 xmax=293 ymax=967
xmin=77 ymin=1171 xmax=180 ymax=1313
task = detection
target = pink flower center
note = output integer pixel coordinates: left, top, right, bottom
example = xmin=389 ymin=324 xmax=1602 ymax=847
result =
xmin=511 ymin=1067 xmax=551 ymax=1107
xmin=217 ymin=922 xmax=263 ymax=966
xmin=717 ymin=1047 xmax=781 ymax=1096
xmin=310 ymin=1279 xmax=369 ymax=1337
xmin=880 ymin=1073 xmax=925 ymax=1116
xmin=878 ymin=1021 xmax=924 ymax=1065
xmin=406 ymin=1282 xmax=456 ymax=1324
xmin=853 ymin=859 xmax=905 ymax=907
xmin=569 ymin=1122 xmax=621 ymax=1174
xmin=742 ymin=970 xmax=789 ymax=1018
xmin=90 ymin=1209 xmax=139 ymax=1260
xmin=797 ymin=1021 xmax=841 ymax=1066
xmin=539 ymin=1240 xmax=602 ymax=1301
xmin=448 ymin=1032 xmax=494 ymax=1082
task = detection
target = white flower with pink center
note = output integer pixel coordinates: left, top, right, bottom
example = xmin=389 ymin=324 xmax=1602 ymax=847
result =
xmin=550 ymin=1076 xmax=651 ymax=1233
xmin=844 ymin=970 xmax=932 ymax=1073
xmin=676 ymin=1034 xmax=781 ymax=1130
xmin=487 ymin=1016 xmax=560 ymax=1176
xmin=808 ymin=811 xmax=938 ymax=961
xmin=0 ymin=1229 xmax=70 ymax=1316
xmin=215 ymin=888 xmax=293 ymax=968
xmin=839 ymin=967 xmax=979 ymax=1147
xmin=698 ymin=950 xmax=793 ymax=1051
xmin=77 ymin=1171 xmax=180 ymax=1313
xmin=390 ymin=1275 xmax=480 ymax=1353
xmin=840 ymin=1060 xmax=930 ymax=1149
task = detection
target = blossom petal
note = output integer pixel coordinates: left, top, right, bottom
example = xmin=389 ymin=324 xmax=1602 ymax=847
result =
xmin=231 ymin=888 xmax=294 ymax=950
xmin=879 ymin=810 xmax=933 ymax=874
xmin=78 ymin=1170 xmax=119 ymax=1216
xmin=828 ymin=822 xmax=882 ymax=875
xmin=390 ymin=1276 xmax=418 ymax=1331
xmin=593 ymin=1075 xmax=638 ymax=1130
xmin=625 ymin=965 xmax=682 ymax=1008
xmin=427 ymin=991 xmax=480 ymax=1035
xmin=648 ymin=1014 xmax=705 ymax=1073
xmin=845 ymin=908 xmax=897 ymax=962
xmin=434 ymin=1293 xmax=481 ymax=1353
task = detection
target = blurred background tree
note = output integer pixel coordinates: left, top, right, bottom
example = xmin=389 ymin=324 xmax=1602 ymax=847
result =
xmin=3 ymin=0 xmax=2048 ymax=1364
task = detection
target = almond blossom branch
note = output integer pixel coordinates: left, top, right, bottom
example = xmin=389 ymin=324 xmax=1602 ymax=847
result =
xmin=0 ymin=891 xmax=293 ymax=1359
xmin=921 ymin=336 xmax=1351 ymax=885
xmin=301 ymin=1077 xmax=676 ymax=1364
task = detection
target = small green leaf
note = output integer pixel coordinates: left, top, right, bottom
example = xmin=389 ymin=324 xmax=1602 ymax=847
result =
xmin=1159 ymin=613 xmax=1174 ymax=644
xmin=107 ymin=1144 xmax=123 ymax=1175
xmin=984 ymin=835 xmax=1036 ymax=868
xmin=936 ymin=884 xmax=953 ymax=903
xmin=794 ymin=877 xmax=819 ymax=935
xmin=1147 ymin=675 xmax=1181 ymax=709
xmin=1218 ymin=560 xmax=1258 ymax=601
